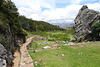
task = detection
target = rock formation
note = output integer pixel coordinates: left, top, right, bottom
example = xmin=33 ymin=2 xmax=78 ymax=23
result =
xmin=0 ymin=44 xmax=7 ymax=67
xmin=74 ymin=5 xmax=100 ymax=41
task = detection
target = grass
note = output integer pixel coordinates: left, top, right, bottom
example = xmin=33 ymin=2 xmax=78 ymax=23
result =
xmin=28 ymin=29 xmax=100 ymax=67
xmin=30 ymin=40 xmax=53 ymax=50
xmin=29 ymin=42 xmax=100 ymax=67
xmin=31 ymin=28 xmax=75 ymax=41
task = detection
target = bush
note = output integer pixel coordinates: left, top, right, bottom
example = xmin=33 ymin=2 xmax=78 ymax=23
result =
xmin=48 ymin=38 xmax=55 ymax=41
xmin=92 ymin=22 xmax=100 ymax=40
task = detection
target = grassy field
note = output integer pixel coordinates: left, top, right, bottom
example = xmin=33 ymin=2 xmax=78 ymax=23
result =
xmin=31 ymin=28 xmax=75 ymax=41
xmin=29 ymin=41 xmax=100 ymax=67
xmin=28 ymin=28 xmax=100 ymax=67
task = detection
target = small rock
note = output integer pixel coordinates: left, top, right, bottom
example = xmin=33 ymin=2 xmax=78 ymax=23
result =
xmin=62 ymin=41 xmax=66 ymax=44
xmin=39 ymin=59 xmax=41 ymax=61
xmin=35 ymin=50 xmax=38 ymax=53
xmin=63 ymin=44 xmax=67 ymax=46
xmin=43 ymin=42 xmax=49 ymax=44
xmin=56 ymin=41 xmax=60 ymax=43
xmin=66 ymin=41 xmax=68 ymax=43
xmin=68 ymin=42 xmax=75 ymax=45
xmin=35 ymin=61 xmax=38 ymax=64
xmin=44 ymin=63 xmax=46 ymax=64
xmin=58 ymin=47 xmax=61 ymax=49
xmin=43 ymin=46 xmax=51 ymax=49
xmin=61 ymin=54 xmax=64 ymax=56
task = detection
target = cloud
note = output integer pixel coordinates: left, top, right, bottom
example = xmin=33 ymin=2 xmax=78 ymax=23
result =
xmin=86 ymin=3 xmax=100 ymax=11
xmin=41 ymin=4 xmax=82 ymax=23
xmin=11 ymin=0 xmax=100 ymax=23
xmin=71 ymin=0 xmax=82 ymax=4
xmin=41 ymin=4 xmax=82 ymax=21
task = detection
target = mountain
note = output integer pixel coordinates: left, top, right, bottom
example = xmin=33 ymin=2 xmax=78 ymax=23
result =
xmin=52 ymin=22 xmax=74 ymax=28
xmin=47 ymin=19 xmax=75 ymax=28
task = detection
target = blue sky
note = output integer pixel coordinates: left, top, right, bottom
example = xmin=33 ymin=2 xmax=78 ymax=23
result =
xmin=11 ymin=0 xmax=100 ymax=23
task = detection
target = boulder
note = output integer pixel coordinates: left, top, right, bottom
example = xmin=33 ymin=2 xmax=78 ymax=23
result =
xmin=74 ymin=5 xmax=100 ymax=41
xmin=0 ymin=44 xmax=7 ymax=67
xmin=62 ymin=41 xmax=66 ymax=44
xmin=43 ymin=46 xmax=51 ymax=49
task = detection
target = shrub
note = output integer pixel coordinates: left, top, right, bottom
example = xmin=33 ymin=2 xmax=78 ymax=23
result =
xmin=92 ymin=22 xmax=100 ymax=40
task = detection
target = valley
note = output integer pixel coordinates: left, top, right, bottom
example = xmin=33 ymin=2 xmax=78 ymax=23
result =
xmin=0 ymin=0 xmax=100 ymax=67
xmin=26 ymin=29 xmax=100 ymax=67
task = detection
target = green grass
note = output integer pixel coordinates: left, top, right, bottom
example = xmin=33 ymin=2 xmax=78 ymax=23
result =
xmin=66 ymin=28 xmax=76 ymax=40
xmin=30 ymin=40 xmax=54 ymax=50
xmin=31 ymin=29 xmax=75 ymax=41
xmin=29 ymin=42 xmax=100 ymax=67
xmin=29 ymin=28 xmax=100 ymax=67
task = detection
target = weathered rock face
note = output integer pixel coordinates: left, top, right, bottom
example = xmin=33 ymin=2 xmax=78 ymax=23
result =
xmin=74 ymin=5 xmax=100 ymax=41
xmin=0 ymin=25 xmax=26 ymax=67
xmin=0 ymin=44 xmax=7 ymax=67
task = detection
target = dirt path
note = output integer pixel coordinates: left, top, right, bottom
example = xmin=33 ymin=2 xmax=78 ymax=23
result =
xmin=13 ymin=50 xmax=20 ymax=67
xmin=13 ymin=37 xmax=34 ymax=67
xmin=20 ymin=37 xmax=34 ymax=67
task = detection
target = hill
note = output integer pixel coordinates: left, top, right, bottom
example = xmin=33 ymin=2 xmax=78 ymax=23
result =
xmin=0 ymin=0 xmax=65 ymax=66
xmin=19 ymin=16 xmax=65 ymax=32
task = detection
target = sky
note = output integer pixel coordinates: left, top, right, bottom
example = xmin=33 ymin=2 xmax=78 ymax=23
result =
xmin=11 ymin=0 xmax=100 ymax=23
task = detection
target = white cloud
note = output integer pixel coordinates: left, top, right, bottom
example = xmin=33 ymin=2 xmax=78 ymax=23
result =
xmin=11 ymin=0 xmax=100 ymax=23
xmin=87 ymin=3 xmax=100 ymax=11
xmin=41 ymin=4 xmax=82 ymax=23
xmin=71 ymin=0 xmax=82 ymax=4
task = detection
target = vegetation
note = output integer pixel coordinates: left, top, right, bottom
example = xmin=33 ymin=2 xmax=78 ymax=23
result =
xmin=0 ymin=0 xmax=27 ymax=50
xmin=0 ymin=0 xmax=65 ymax=66
xmin=0 ymin=0 xmax=64 ymax=51
xmin=29 ymin=29 xmax=100 ymax=67
xmin=29 ymin=41 xmax=100 ymax=67
xmin=32 ymin=31 xmax=70 ymax=41
xmin=19 ymin=16 xmax=65 ymax=32
xmin=92 ymin=22 xmax=100 ymax=40
xmin=31 ymin=28 xmax=75 ymax=41
xmin=0 ymin=0 xmax=27 ymax=66
xmin=1 ymin=0 xmax=100 ymax=67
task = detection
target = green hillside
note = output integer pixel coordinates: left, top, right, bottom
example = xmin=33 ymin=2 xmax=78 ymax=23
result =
xmin=19 ymin=16 xmax=64 ymax=32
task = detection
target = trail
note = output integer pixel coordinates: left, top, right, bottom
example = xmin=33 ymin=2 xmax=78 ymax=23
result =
xmin=13 ymin=37 xmax=34 ymax=67
xmin=13 ymin=50 xmax=20 ymax=67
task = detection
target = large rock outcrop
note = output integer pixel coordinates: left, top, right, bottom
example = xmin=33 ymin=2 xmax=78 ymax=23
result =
xmin=0 ymin=44 xmax=7 ymax=67
xmin=74 ymin=5 xmax=100 ymax=41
